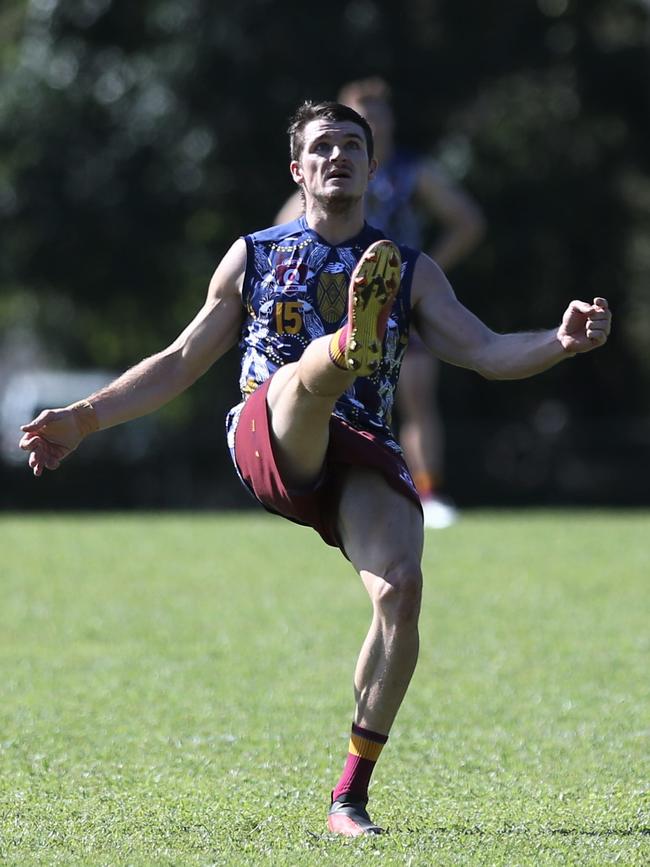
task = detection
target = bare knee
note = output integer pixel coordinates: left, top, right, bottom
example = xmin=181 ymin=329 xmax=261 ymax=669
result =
xmin=367 ymin=564 xmax=423 ymax=625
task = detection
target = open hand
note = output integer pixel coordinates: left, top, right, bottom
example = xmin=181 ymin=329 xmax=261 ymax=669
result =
xmin=19 ymin=402 xmax=98 ymax=477
xmin=557 ymin=297 xmax=611 ymax=355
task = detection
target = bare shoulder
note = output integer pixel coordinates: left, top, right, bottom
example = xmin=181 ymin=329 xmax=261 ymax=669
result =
xmin=207 ymin=238 xmax=248 ymax=301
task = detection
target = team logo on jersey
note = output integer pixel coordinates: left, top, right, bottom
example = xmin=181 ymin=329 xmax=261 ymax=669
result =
xmin=317 ymin=270 xmax=347 ymax=323
xmin=275 ymin=260 xmax=308 ymax=289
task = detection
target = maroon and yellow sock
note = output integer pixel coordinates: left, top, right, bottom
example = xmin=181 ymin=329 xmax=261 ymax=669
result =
xmin=332 ymin=722 xmax=388 ymax=803
xmin=328 ymin=325 xmax=350 ymax=370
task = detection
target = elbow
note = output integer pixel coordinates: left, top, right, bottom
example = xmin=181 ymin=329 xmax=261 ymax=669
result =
xmin=468 ymin=332 xmax=497 ymax=380
xmin=459 ymin=208 xmax=486 ymax=248
xmin=160 ymin=345 xmax=203 ymax=393
xmin=463 ymin=214 xmax=486 ymax=252
xmin=178 ymin=347 xmax=212 ymax=387
xmin=475 ymin=360 xmax=504 ymax=381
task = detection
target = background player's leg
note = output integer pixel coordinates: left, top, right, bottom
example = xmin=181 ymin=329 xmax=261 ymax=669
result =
xmin=396 ymin=345 xmax=443 ymax=493
xmin=396 ymin=347 xmax=457 ymax=528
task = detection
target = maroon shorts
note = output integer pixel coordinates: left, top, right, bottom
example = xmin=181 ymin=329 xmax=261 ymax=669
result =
xmin=233 ymin=377 xmax=422 ymax=550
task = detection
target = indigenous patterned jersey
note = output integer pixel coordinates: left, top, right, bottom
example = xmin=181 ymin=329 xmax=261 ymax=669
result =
xmin=226 ymin=216 xmax=420 ymax=453
xmin=365 ymin=150 xmax=423 ymax=249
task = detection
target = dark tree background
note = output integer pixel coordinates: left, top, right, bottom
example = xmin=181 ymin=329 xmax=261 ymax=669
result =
xmin=1 ymin=0 xmax=649 ymax=509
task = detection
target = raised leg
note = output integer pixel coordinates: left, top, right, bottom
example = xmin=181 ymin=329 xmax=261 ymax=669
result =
xmin=266 ymin=240 xmax=401 ymax=488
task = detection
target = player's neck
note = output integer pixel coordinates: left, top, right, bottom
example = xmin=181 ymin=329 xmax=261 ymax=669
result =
xmin=303 ymin=199 xmax=366 ymax=246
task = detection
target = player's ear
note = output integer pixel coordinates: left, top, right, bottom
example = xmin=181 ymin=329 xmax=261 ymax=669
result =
xmin=368 ymin=157 xmax=378 ymax=181
xmin=290 ymin=160 xmax=304 ymax=185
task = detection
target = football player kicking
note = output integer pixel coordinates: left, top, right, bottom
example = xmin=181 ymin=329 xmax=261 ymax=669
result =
xmin=20 ymin=100 xmax=611 ymax=836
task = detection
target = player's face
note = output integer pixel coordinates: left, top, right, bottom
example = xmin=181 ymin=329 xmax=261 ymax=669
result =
xmin=290 ymin=119 xmax=377 ymax=207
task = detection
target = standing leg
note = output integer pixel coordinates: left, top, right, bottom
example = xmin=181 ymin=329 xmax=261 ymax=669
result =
xmin=327 ymin=468 xmax=424 ymax=835
xmin=259 ymin=241 xmax=405 ymax=834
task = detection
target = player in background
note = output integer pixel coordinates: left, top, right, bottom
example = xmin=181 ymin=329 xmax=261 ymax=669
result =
xmin=276 ymin=78 xmax=485 ymax=528
xmin=19 ymin=101 xmax=611 ymax=836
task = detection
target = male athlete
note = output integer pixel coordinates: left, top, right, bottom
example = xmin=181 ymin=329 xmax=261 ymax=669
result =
xmin=276 ymin=78 xmax=486 ymax=528
xmin=19 ymin=101 xmax=611 ymax=836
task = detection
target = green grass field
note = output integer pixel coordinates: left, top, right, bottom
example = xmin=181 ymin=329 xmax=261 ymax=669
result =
xmin=1 ymin=510 xmax=648 ymax=865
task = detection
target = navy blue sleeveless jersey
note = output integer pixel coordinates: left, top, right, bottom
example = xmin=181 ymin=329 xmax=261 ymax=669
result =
xmin=226 ymin=216 xmax=420 ymax=454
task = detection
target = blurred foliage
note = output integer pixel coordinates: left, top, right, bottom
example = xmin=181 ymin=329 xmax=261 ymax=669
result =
xmin=1 ymin=0 xmax=649 ymax=500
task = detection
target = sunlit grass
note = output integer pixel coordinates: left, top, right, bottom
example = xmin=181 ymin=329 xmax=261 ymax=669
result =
xmin=1 ymin=511 xmax=648 ymax=865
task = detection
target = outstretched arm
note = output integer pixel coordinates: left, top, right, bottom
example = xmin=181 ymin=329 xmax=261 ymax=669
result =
xmin=19 ymin=239 xmax=247 ymax=476
xmin=411 ymin=254 xmax=611 ymax=380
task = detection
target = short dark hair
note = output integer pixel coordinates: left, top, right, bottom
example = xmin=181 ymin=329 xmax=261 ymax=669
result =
xmin=288 ymin=100 xmax=374 ymax=162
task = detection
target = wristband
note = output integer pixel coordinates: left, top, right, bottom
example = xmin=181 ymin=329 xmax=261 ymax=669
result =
xmin=69 ymin=400 xmax=100 ymax=436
